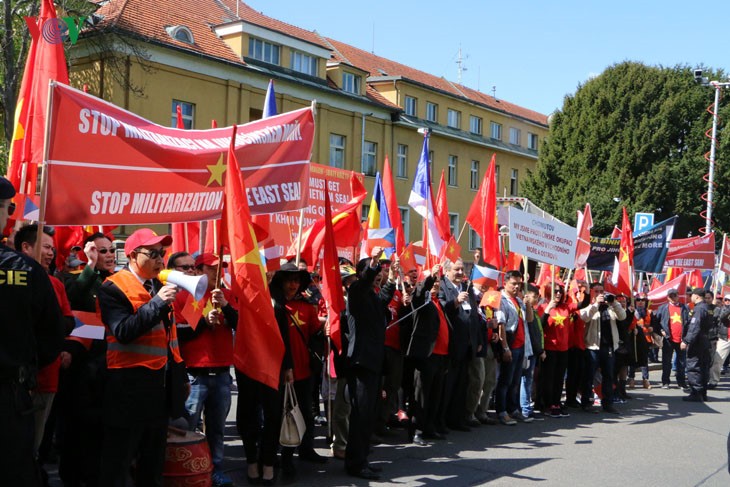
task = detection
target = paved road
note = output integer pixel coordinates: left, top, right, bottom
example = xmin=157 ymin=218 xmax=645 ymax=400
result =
xmin=48 ymin=367 xmax=729 ymax=486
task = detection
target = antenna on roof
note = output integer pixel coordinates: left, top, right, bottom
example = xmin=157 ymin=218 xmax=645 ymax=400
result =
xmin=492 ymin=85 xmax=497 ymax=101
xmin=456 ymin=45 xmax=468 ymax=85
xmin=236 ymin=0 xmax=239 ymax=18
xmin=372 ymin=23 xmax=375 ymax=54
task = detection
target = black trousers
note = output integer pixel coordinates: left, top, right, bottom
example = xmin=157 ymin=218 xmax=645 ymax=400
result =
xmin=686 ymin=340 xmax=711 ymax=396
xmin=0 ymin=383 xmax=40 ymax=487
xmin=99 ymin=422 xmax=167 ymax=487
xmin=541 ymin=350 xmax=569 ymax=408
xmin=439 ymin=354 xmax=469 ymax=427
xmin=565 ymin=347 xmax=584 ymax=404
xmin=235 ymin=369 xmax=281 ymax=467
xmin=345 ymin=366 xmax=379 ymax=473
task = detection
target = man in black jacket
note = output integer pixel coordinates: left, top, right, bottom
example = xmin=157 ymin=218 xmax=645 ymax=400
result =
xmin=652 ymin=288 xmax=690 ymax=389
xmin=682 ymin=288 xmax=713 ymax=401
xmin=438 ymin=258 xmax=479 ymax=431
xmin=344 ymin=247 xmax=397 ymax=480
xmin=0 ymin=176 xmax=65 ymax=486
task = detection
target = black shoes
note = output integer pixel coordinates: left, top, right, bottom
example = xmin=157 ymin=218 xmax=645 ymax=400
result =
xmin=347 ymin=467 xmax=381 ymax=480
xmin=421 ymin=431 xmax=446 ymax=440
xmin=602 ymin=405 xmax=620 ymax=414
xmin=299 ymin=450 xmax=328 ymax=464
xmin=682 ymin=395 xmax=703 ymax=402
xmin=413 ymin=433 xmax=429 ymax=446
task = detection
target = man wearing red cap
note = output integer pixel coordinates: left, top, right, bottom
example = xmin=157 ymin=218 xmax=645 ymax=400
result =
xmin=173 ymin=253 xmax=237 ymax=487
xmin=98 ymin=228 xmax=186 ymax=486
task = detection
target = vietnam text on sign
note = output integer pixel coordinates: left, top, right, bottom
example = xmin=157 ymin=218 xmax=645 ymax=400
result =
xmin=43 ymin=82 xmax=314 ymax=225
xmin=508 ymin=207 xmax=577 ymax=268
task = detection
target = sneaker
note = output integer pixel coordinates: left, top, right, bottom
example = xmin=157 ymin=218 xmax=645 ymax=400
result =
xmin=661 ymin=384 xmax=670 ymax=389
xmin=314 ymin=415 xmax=328 ymax=426
xmin=526 ymin=412 xmax=545 ymax=421
xmin=550 ymin=406 xmax=562 ymax=418
xmin=212 ymin=470 xmax=234 ymax=487
xmin=564 ymin=399 xmax=581 ymax=409
xmin=614 ymin=397 xmax=627 ymax=405
xmin=602 ymin=405 xmax=620 ymax=414
xmin=499 ymin=412 xmax=517 ymax=426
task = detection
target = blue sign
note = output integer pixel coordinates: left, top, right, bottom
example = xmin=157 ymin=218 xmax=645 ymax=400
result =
xmin=634 ymin=212 xmax=654 ymax=235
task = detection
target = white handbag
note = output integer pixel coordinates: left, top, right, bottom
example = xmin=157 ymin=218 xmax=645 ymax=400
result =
xmin=279 ymin=382 xmax=306 ymax=447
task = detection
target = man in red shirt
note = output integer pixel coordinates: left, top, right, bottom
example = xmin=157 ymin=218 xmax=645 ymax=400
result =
xmin=652 ymin=288 xmax=690 ymax=389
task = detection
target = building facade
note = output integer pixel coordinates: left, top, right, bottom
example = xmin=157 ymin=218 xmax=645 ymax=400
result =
xmin=72 ymin=0 xmax=548 ymax=257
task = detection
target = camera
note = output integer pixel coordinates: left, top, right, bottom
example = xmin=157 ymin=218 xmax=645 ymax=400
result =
xmin=694 ymin=68 xmax=708 ymax=85
xmin=605 ymin=293 xmax=615 ymax=303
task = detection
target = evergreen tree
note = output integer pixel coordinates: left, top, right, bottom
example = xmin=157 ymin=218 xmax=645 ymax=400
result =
xmin=523 ymin=61 xmax=730 ymax=238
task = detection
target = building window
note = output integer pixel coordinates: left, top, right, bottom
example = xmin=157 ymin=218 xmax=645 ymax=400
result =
xmin=449 ymin=213 xmax=459 ymax=238
xmin=510 ymin=168 xmax=519 ymax=196
xmin=362 ymin=141 xmax=377 ymax=176
xmin=490 ymin=121 xmax=502 ymax=140
xmin=248 ymin=37 xmax=280 ymax=65
xmin=399 ymin=207 xmax=410 ymax=242
xmin=342 ymin=72 xmax=361 ymax=94
xmin=362 ymin=204 xmax=370 ymax=222
xmin=167 ymin=26 xmax=194 ymax=44
xmin=469 ymin=228 xmax=481 ymax=251
xmin=396 ymin=144 xmax=408 ymax=179
xmin=447 ymin=155 xmax=457 ymax=186
xmin=171 ymin=100 xmax=194 ymax=129
xmin=329 ymin=134 xmax=345 ymax=168
xmin=509 ymin=127 xmax=521 ymax=145
xmin=404 ymin=96 xmax=417 ymax=116
xmin=426 ymin=102 xmax=438 ymax=122
xmin=291 ymin=51 xmax=317 ymax=76
xmin=469 ymin=115 xmax=482 ymax=135
xmin=470 ymin=160 xmax=480 ymax=190
xmin=428 ymin=150 xmax=434 ymax=164
xmin=528 ymin=132 xmax=539 ymax=150
xmin=447 ymin=109 xmax=461 ymax=129
xmin=495 ymin=165 xmax=500 ymax=191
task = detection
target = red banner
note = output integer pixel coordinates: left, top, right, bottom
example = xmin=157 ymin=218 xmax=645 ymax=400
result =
xmin=44 ymin=82 xmax=314 ymax=225
xmin=263 ymin=163 xmax=364 ymax=263
xmin=720 ymin=235 xmax=730 ymax=275
xmin=664 ymin=232 xmax=715 ymax=270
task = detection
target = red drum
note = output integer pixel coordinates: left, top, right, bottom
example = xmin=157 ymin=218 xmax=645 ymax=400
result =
xmin=163 ymin=430 xmax=212 ymax=487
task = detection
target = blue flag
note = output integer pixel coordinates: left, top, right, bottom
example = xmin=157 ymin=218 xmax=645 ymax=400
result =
xmin=263 ymin=79 xmax=277 ymax=119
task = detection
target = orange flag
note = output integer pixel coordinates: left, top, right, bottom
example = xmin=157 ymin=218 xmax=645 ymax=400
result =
xmin=612 ymin=207 xmax=634 ymax=296
xmin=465 ymin=154 xmax=500 ymax=268
xmin=480 ymin=289 xmax=502 ymax=309
xmin=440 ymin=234 xmax=461 ymax=263
xmin=318 ymin=190 xmax=346 ymax=351
xmin=221 ymin=125 xmax=283 ymax=390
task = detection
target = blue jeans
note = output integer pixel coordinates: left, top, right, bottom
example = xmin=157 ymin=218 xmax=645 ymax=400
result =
xmin=585 ymin=348 xmax=615 ymax=407
xmin=185 ymin=371 xmax=232 ymax=470
xmin=520 ymin=355 xmax=537 ymax=417
xmin=496 ymin=347 xmax=524 ymax=415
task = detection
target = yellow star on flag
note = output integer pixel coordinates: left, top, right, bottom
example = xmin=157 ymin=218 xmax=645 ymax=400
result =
xmin=235 ymin=225 xmax=267 ymax=284
xmin=552 ymin=313 xmax=567 ymax=327
xmin=206 ymin=152 xmax=227 ymax=186
xmin=670 ymin=312 xmax=682 ymax=324
xmin=486 ymin=294 xmax=498 ymax=305
xmin=620 ymin=247 xmax=629 ymax=263
xmin=290 ymin=310 xmax=305 ymax=328
xmin=202 ymin=298 xmax=215 ymax=317
xmin=191 ymin=299 xmax=200 ymax=312
xmin=403 ymin=249 xmax=411 ymax=259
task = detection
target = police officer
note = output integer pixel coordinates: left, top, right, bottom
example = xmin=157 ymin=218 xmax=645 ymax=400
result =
xmin=683 ymin=288 xmax=713 ymax=402
xmin=0 ymin=176 xmax=65 ymax=486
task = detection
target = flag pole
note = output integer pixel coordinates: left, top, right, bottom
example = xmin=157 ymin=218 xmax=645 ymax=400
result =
xmin=295 ymin=208 xmax=305 ymax=267
xmin=35 ymin=80 xmax=55 ymax=264
xmin=456 ymin=221 xmax=468 ymax=244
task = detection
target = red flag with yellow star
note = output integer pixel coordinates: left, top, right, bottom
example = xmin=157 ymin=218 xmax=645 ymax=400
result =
xmin=611 ymin=207 xmax=635 ymax=296
xmin=318 ymin=190 xmax=346 ymax=351
xmin=179 ymin=291 xmax=215 ymax=331
xmin=440 ymin=234 xmax=461 ymax=263
xmin=480 ymin=289 xmax=502 ymax=309
xmin=221 ymin=125 xmax=283 ymax=390
xmin=465 ymin=154 xmax=500 ymax=268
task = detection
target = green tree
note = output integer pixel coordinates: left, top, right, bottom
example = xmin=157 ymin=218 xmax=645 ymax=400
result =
xmin=523 ymin=61 xmax=730 ymax=238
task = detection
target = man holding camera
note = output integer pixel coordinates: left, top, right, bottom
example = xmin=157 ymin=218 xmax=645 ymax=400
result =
xmin=652 ymin=288 xmax=690 ymax=390
xmin=579 ymin=283 xmax=626 ymax=414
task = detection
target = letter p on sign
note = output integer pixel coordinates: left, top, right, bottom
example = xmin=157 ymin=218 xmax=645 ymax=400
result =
xmin=633 ymin=212 xmax=654 ymax=235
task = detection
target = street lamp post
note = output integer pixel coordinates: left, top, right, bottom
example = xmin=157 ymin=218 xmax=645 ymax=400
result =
xmin=695 ymin=69 xmax=730 ymax=235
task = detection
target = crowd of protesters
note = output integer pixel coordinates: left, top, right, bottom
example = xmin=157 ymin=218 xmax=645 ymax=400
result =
xmin=1 ymin=176 xmax=726 ymax=485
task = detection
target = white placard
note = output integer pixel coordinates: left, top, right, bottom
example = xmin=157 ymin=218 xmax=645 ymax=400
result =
xmin=508 ymin=207 xmax=578 ymax=268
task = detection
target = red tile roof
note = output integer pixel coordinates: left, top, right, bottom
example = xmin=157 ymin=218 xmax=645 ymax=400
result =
xmin=324 ymin=37 xmax=548 ymax=126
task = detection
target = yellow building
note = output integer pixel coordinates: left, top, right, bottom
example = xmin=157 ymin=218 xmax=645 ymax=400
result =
xmin=72 ymin=0 xmax=548 ymax=257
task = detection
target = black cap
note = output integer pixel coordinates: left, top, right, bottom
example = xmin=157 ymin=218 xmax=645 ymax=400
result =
xmin=0 ymin=176 xmax=16 ymax=199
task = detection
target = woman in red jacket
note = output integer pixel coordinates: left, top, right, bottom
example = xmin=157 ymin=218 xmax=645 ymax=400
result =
xmin=540 ymin=284 xmax=575 ymax=418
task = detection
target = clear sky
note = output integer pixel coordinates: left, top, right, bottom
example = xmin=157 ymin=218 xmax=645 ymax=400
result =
xmin=243 ymin=0 xmax=730 ymax=116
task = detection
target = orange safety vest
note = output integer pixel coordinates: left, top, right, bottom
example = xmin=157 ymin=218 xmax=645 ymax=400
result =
xmin=104 ymin=270 xmax=183 ymax=370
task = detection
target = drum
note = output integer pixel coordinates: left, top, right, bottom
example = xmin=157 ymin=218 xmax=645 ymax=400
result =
xmin=163 ymin=429 xmax=212 ymax=487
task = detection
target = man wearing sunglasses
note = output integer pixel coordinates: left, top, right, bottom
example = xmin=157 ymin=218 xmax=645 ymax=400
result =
xmin=0 ymin=176 xmax=65 ymax=485
xmin=97 ymin=228 xmax=186 ymax=486
xmin=65 ymin=232 xmax=117 ymax=312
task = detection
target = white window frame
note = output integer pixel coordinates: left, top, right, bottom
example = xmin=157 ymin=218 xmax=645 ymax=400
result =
xmin=509 ymin=127 xmax=521 ymax=146
xmin=362 ymin=140 xmax=377 ymax=176
xmin=470 ymin=160 xmax=480 ymax=190
xmin=448 ymin=213 xmax=459 ymax=238
xmin=404 ymin=96 xmax=417 ymax=117
xmin=490 ymin=121 xmax=502 ymax=140
xmin=447 ymin=155 xmax=458 ymax=187
xmin=171 ymin=100 xmax=194 ymax=129
xmin=426 ymin=102 xmax=438 ymax=122
xmin=329 ymin=134 xmax=345 ymax=169
xmin=528 ymin=132 xmax=539 ymax=150
xmin=342 ymin=72 xmax=361 ymax=94
xmin=291 ymin=50 xmax=318 ymax=76
xmin=362 ymin=203 xmax=370 ymax=222
xmin=396 ymin=144 xmax=408 ymax=179
xmin=447 ymin=109 xmax=461 ymax=129
xmin=469 ymin=115 xmax=482 ymax=135
xmin=510 ymin=168 xmax=519 ymax=196
xmin=399 ymin=207 xmax=410 ymax=242
xmin=248 ymin=37 xmax=280 ymax=65
xmin=469 ymin=228 xmax=481 ymax=251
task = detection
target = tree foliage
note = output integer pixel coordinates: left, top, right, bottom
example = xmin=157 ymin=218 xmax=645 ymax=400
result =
xmin=523 ymin=62 xmax=730 ymax=239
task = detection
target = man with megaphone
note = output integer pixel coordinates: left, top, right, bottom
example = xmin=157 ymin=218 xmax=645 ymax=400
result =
xmin=97 ymin=228 xmax=188 ymax=486
xmin=173 ymin=253 xmax=238 ymax=487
